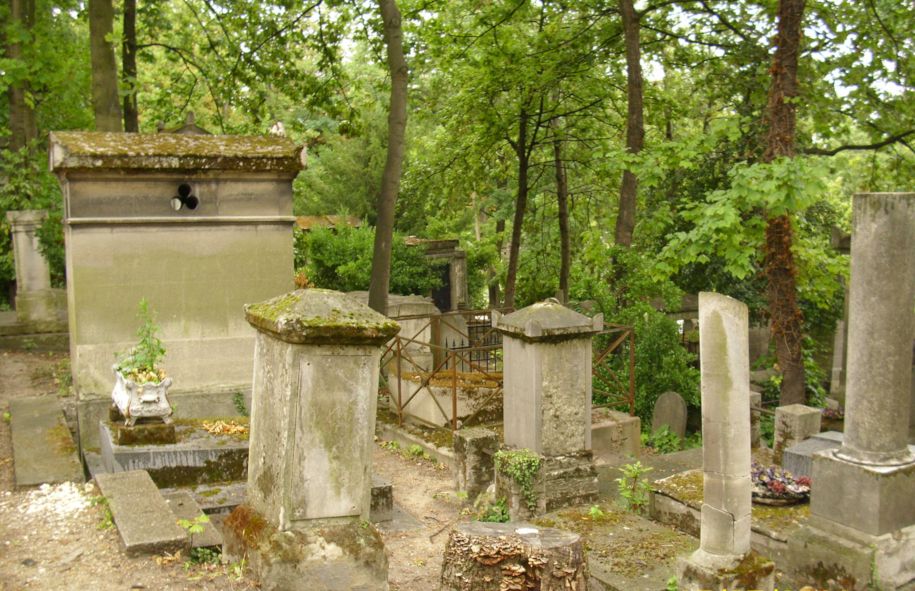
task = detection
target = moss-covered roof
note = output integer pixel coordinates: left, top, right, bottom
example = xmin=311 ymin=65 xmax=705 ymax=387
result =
xmin=49 ymin=132 xmax=304 ymax=173
xmin=496 ymin=299 xmax=602 ymax=342
xmin=245 ymin=289 xmax=400 ymax=345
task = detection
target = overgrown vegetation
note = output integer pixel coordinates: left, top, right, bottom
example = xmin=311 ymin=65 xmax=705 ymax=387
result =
xmin=115 ymin=299 xmax=166 ymax=384
xmin=616 ymin=461 xmax=653 ymax=514
xmin=494 ymin=448 xmax=542 ymax=513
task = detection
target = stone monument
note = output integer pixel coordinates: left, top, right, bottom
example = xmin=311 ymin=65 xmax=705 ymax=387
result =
xmin=677 ymin=292 xmax=774 ymax=591
xmin=49 ymin=132 xmax=301 ymax=448
xmin=223 ymin=288 xmax=399 ymax=590
xmin=789 ymin=193 xmax=915 ymax=590
xmin=493 ymin=299 xmax=601 ymax=518
xmin=5 ymin=210 xmax=66 ymax=329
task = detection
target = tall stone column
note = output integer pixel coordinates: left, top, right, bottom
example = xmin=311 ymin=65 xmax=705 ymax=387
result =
xmin=493 ymin=300 xmax=601 ymax=518
xmin=223 ymin=288 xmax=399 ymax=591
xmin=788 ymin=193 xmax=915 ymax=591
xmin=678 ymin=292 xmax=774 ymax=590
xmin=5 ymin=210 xmax=58 ymax=326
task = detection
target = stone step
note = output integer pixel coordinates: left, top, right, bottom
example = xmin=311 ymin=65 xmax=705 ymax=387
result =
xmin=163 ymin=491 xmax=223 ymax=548
xmin=94 ymin=470 xmax=189 ymax=557
xmin=9 ymin=396 xmax=83 ymax=488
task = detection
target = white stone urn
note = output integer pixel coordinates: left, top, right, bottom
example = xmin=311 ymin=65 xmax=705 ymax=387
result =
xmin=111 ymin=365 xmax=173 ymax=426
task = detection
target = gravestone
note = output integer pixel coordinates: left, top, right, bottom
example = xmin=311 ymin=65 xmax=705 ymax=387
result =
xmin=652 ymin=391 xmax=687 ymax=439
xmin=677 ymin=292 xmax=774 ymax=591
xmin=5 ymin=210 xmax=66 ymax=330
xmin=772 ymin=404 xmax=821 ymax=465
xmin=789 ymin=193 xmax=915 ymax=590
xmin=49 ymin=132 xmax=301 ymax=448
xmin=222 ymin=289 xmax=398 ymax=591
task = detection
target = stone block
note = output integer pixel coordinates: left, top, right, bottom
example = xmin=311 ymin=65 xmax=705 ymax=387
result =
xmin=810 ymin=450 xmax=915 ymax=536
xmin=677 ymin=550 xmax=775 ymax=591
xmin=106 ymin=419 xmax=177 ymax=445
xmin=783 ymin=435 xmax=842 ymax=478
xmin=371 ymin=476 xmax=394 ymax=523
xmin=773 ymin=404 xmax=822 ymax=464
xmin=453 ymin=427 xmax=498 ymax=499
xmin=496 ymin=451 xmax=597 ymax=521
xmin=591 ymin=408 xmax=640 ymax=464
xmin=223 ymin=505 xmax=389 ymax=591
xmin=94 ymin=470 xmax=189 ymax=557
xmin=652 ymin=391 xmax=687 ymax=438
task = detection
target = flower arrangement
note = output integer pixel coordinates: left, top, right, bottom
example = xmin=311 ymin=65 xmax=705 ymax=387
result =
xmin=821 ymin=406 xmax=844 ymax=421
xmin=751 ymin=461 xmax=810 ymax=503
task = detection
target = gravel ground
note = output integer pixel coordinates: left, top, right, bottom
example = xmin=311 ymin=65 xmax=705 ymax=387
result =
xmin=0 ymin=350 xmax=460 ymax=590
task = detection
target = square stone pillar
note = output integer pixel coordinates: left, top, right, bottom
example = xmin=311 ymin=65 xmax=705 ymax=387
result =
xmin=678 ymin=292 xmax=774 ymax=591
xmin=493 ymin=299 xmax=601 ymax=518
xmin=5 ymin=210 xmax=62 ymax=327
xmin=223 ymin=288 xmax=399 ymax=591
xmin=773 ymin=404 xmax=822 ymax=465
xmin=789 ymin=193 xmax=915 ymax=591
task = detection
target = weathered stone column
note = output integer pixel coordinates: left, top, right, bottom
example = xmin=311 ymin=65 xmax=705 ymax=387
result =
xmin=788 ymin=193 xmax=915 ymax=591
xmin=493 ymin=300 xmax=601 ymax=518
xmin=5 ymin=210 xmax=59 ymax=326
xmin=837 ymin=193 xmax=915 ymax=466
xmin=223 ymin=288 xmax=399 ymax=591
xmin=678 ymin=292 xmax=774 ymax=590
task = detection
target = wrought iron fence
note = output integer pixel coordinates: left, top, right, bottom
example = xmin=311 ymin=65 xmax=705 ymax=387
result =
xmin=591 ymin=325 xmax=636 ymax=416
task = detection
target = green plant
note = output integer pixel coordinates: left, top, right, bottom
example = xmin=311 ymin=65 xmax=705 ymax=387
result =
xmin=642 ymin=425 xmax=682 ymax=454
xmin=588 ymin=505 xmax=605 ymax=520
xmin=478 ymin=498 xmax=510 ymax=523
xmin=54 ymin=358 xmax=72 ymax=397
xmin=760 ymin=413 xmax=775 ymax=448
xmin=188 ymin=546 xmax=221 ymax=565
xmin=494 ymin=448 xmax=541 ymax=512
xmin=90 ymin=496 xmax=114 ymax=530
xmin=2 ymin=411 xmax=10 ymax=423
xmin=666 ymin=575 xmax=679 ymax=591
xmin=616 ymin=461 xmax=653 ymax=514
xmin=228 ymin=558 xmax=247 ymax=580
xmin=177 ymin=514 xmax=220 ymax=565
xmin=115 ymin=299 xmax=166 ymax=384
xmin=408 ymin=443 xmax=424 ymax=458
xmin=232 ymin=392 xmax=249 ymax=417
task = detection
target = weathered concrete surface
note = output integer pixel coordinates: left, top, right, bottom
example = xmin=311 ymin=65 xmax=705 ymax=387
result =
xmin=163 ymin=490 xmax=223 ymax=548
xmin=773 ymin=404 xmax=821 ymax=465
xmin=783 ymin=431 xmax=843 ymax=477
xmin=651 ymin=391 xmax=687 ymax=439
xmin=496 ymin=300 xmax=601 ymax=456
xmin=591 ymin=408 xmax=640 ymax=464
xmin=10 ymin=396 xmax=83 ymax=488
xmin=94 ymin=470 xmax=189 ymax=557
xmin=453 ymin=427 xmax=497 ymax=500
xmin=496 ymin=452 xmax=598 ymax=521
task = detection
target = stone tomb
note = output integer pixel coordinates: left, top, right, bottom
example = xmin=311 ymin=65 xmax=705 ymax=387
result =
xmin=49 ymin=132 xmax=301 ymax=448
xmin=223 ymin=289 xmax=399 ymax=591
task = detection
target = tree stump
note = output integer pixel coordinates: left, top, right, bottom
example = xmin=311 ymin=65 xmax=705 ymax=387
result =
xmin=440 ymin=521 xmax=587 ymax=591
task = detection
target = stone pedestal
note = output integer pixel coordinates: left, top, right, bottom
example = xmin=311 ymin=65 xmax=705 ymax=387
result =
xmin=494 ymin=300 xmax=601 ymax=517
xmin=5 ymin=210 xmax=64 ymax=329
xmin=773 ymin=404 xmax=821 ymax=465
xmin=678 ymin=293 xmax=774 ymax=591
xmin=223 ymin=289 xmax=399 ymax=591
xmin=793 ymin=193 xmax=915 ymax=590
xmin=454 ymin=427 xmax=498 ymax=500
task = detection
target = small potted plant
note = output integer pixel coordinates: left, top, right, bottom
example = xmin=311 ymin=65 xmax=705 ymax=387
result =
xmin=111 ymin=299 xmax=173 ymax=426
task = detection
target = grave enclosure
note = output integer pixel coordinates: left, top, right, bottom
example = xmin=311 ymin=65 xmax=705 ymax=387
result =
xmin=49 ymin=132 xmax=301 ymax=449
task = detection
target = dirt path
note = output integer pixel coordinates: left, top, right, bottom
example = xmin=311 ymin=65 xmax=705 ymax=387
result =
xmin=0 ymin=350 xmax=459 ymax=590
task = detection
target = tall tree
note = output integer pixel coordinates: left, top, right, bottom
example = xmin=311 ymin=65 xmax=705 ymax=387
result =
xmin=763 ymin=0 xmax=806 ymax=406
xmin=368 ymin=0 xmax=408 ymax=314
xmin=552 ymin=117 xmax=571 ymax=303
xmin=614 ymin=0 xmax=643 ymax=247
xmin=6 ymin=0 xmax=37 ymax=153
xmin=89 ymin=0 xmax=123 ymax=131
xmin=122 ymin=0 xmax=139 ymax=132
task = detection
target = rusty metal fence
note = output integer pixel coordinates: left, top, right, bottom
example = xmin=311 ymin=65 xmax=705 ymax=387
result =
xmin=591 ymin=325 xmax=636 ymax=416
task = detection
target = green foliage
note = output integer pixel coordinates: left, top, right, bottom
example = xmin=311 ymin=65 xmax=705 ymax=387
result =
xmin=588 ymin=504 xmax=606 ymax=521
xmin=302 ymin=226 xmax=443 ymax=296
xmin=641 ymin=426 xmax=682 ymax=455
xmin=176 ymin=513 xmax=209 ymax=537
xmin=115 ymin=299 xmax=167 ymax=384
xmin=666 ymin=575 xmax=679 ymax=591
xmin=232 ymin=392 xmax=249 ymax=417
xmin=188 ymin=546 xmax=221 ymax=566
xmin=90 ymin=496 xmax=114 ymax=530
xmin=616 ymin=461 xmax=653 ymax=514
xmin=2 ymin=411 xmax=10 ymax=423
xmin=494 ymin=448 xmax=541 ymax=513
xmin=478 ymin=498 xmax=510 ymax=523
xmin=760 ymin=413 xmax=775 ymax=448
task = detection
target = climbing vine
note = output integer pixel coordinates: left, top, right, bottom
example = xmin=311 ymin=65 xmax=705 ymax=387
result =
xmin=494 ymin=449 xmax=541 ymax=512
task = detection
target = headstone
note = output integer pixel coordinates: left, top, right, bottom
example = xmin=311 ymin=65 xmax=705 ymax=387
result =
xmin=678 ymin=292 xmax=774 ymax=591
xmin=222 ymin=288 xmax=399 ymax=591
xmin=493 ymin=300 xmax=601 ymax=518
xmin=789 ymin=193 xmax=915 ymax=590
xmin=454 ymin=427 xmax=498 ymax=500
xmin=5 ymin=210 xmax=66 ymax=329
xmin=772 ymin=404 xmax=821 ymax=465
xmin=591 ymin=408 xmax=641 ymax=464
xmin=49 ymin=132 xmax=301 ymax=449
xmin=652 ymin=391 xmax=687 ymax=439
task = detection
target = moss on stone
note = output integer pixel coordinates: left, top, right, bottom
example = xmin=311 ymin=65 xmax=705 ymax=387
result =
xmin=47 ymin=421 xmax=76 ymax=455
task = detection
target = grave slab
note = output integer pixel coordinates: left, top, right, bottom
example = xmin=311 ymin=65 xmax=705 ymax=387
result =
xmin=10 ymin=396 xmax=83 ymax=488
xmin=95 ymin=470 xmax=189 ymax=557
xmin=163 ymin=491 xmax=222 ymax=548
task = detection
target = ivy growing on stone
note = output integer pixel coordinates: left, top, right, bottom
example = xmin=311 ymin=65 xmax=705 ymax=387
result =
xmin=494 ymin=448 xmax=541 ymax=513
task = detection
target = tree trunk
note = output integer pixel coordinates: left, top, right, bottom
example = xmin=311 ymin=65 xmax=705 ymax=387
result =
xmin=440 ymin=522 xmax=587 ymax=591
xmin=488 ymin=218 xmax=505 ymax=308
xmin=89 ymin=0 xmax=123 ymax=132
xmin=614 ymin=0 xmax=643 ymax=247
xmin=552 ymin=122 xmax=571 ymax=304
xmin=368 ymin=0 xmax=408 ymax=314
xmin=763 ymin=0 xmax=806 ymax=406
xmin=503 ymin=109 xmax=529 ymax=310
xmin=6 ymin=0 xmax=37 ymax=154
xmin=122 ymin=0 xmax=139 ymax=132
